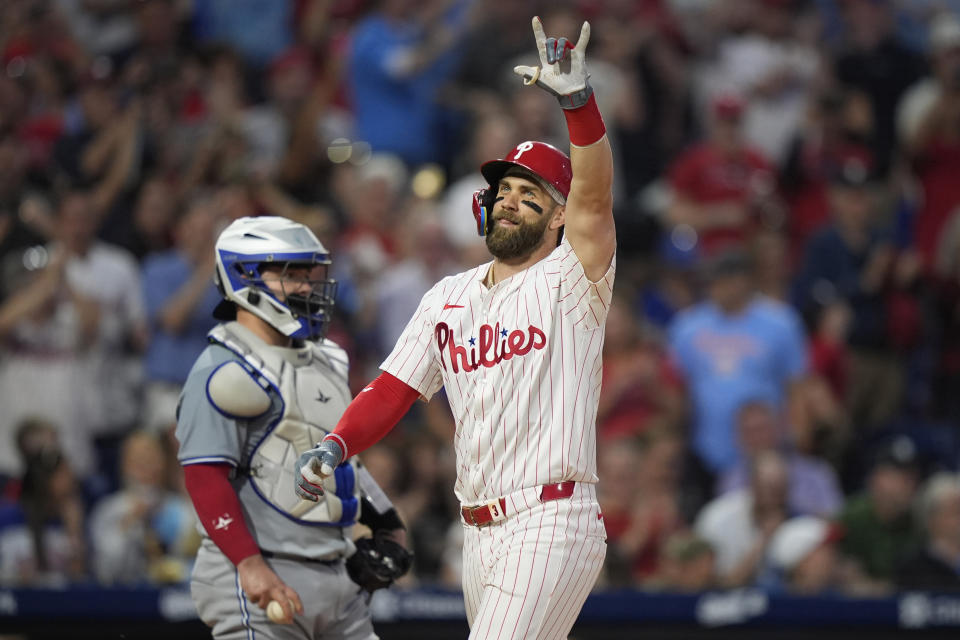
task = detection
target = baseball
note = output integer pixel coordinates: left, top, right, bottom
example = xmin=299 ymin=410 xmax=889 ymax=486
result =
xmin=266 ymin=600 xmax=289 ymax=624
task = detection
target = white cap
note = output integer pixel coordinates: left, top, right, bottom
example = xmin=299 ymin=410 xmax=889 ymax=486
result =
xmin=357 ymin=153 xmax=408 ymax=195
xmin=768 ymin=517 xmax=838 ymax=572
xmin=930 ymin=12 xmax=960 ymax=54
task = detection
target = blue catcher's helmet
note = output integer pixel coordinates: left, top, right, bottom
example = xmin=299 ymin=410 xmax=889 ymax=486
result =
xmin=213 ymin=216 xmax=337 ymax=340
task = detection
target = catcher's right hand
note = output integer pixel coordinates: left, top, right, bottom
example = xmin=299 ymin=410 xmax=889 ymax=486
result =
xmin=294 ymin=438 xmax=343 ymax=501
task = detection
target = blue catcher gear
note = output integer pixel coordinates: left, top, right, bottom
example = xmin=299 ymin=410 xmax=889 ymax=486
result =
xmin=213 ymin=216 xmax=337 ymax=340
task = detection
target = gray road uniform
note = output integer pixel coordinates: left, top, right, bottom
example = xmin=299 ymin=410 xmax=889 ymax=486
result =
xmin=176 ymin=321 xmax=394 ymax=640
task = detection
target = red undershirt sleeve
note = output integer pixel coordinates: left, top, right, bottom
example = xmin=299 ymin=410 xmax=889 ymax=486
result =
xmin=182 ymin=462 xmax=260 ymax=566
xmin=324 ymin=372 xmax=420 ymax=460
xmin=562 ymin=93 xmax=606 ymax=147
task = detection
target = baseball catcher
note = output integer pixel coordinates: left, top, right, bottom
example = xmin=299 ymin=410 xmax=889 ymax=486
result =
xmin=177 ymin=216 xmax=411 ymax=639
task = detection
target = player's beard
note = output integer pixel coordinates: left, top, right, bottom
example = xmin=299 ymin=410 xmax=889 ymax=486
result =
xmin=485 ymin=209 xmax=553 ymax=261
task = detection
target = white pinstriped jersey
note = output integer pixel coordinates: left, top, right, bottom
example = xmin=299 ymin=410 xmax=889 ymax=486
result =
xmin=381 ymin=237 xmax=615 ymax=505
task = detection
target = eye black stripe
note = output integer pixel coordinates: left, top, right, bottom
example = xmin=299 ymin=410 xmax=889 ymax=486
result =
xmin=521 ymin=200 xmax=543 ymax=214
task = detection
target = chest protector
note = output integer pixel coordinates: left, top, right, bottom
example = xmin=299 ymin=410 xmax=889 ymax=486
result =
xmin=207 ymin=322 xmax=361 ymax=526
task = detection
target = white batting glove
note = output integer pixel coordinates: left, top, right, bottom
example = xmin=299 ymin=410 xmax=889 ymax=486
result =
xmin=514 ymin=16 xmax=593 ymax=110
xmin=294 ymin=439 xmax=343 ymax=502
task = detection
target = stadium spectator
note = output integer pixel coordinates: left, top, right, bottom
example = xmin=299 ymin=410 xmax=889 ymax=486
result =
xmin=898 ymin=11 xmax=960 ymax=270
xmin=2 ymin=419 xmax=59 ymax=496
xmin=438 ymin=114 xmax=516 ymax=267
xmin=0 ymin=243 xmax=100 ymax=478
xmin=647 ymin=532 xmax=717 ymax=594
xmin=177 ymin=46 xmax=271 ymax=192
xmin=718 ymin=399 xmax=843 ymax=518
xmin=337 ymin=153 xmax=407 ymax=270
xmin=694 ymin=450 xmax=791 ymax=588
xmin=838 ymin=436 xmax=924 ymax=592
xmin=834 ymin=0 xmax=926 ymax=177
xmin=55 ymin=190 xmax=148 ymax=441
xmin=766 ymin=516 xmax=846 ymax=596
xmin=192 ymin=0 xmax=294 ymax=68
xmin=52 ymin=68 xmax=143 ymax=227
xmin=140 ymin=193 xmax=222 ymax=433
xmin=599 ymin=429 xmax=686 ymax=586
xmin=588 ymin=1 xmax=696 ymax=201
xmin=0 ymin=420 xmax=86 ymax=587
xmin=669 ymin=249 xmax=808 ymax=473
xmin=89 ymin=430 xmax=197 ymax=585
xmin=330 ymin=153 xmax=408 ymax=377
xmin=793 ymin=158 xmax=918 ymax=430
xmin=451 ymin=2 xmax=533 ymax=101
xmin=232 ymin=46 xmax=328 ymax=182
xmin=896 ymin=472 xmax=960 ymax=591
xmin=665 ymin=94 xmax=778 ymax=259
xmin=346 ymin=0 xmax=472 ymax=166
xmin=778 ymin=89 xmax=876 ymax=266
xmin=374 ymin=207 xmax=458 ymax=359
xmin=116 ymin=176 xmax=179 ymax=261
xmin=598 ymin=294 xmax=683 ymax=442
xmin=698 ymin=0 xmax=820 ymax=166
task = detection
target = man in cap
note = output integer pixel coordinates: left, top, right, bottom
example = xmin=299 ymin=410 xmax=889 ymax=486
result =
xmin=838 ymin=435 xmax=924 ymax=589
xmin=794 ymin=156 xmax=918 ymax=430
xmin=296 ymin=15 xmax=615 ymax=640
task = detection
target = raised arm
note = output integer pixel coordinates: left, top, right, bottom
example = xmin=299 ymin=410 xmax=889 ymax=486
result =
xmin=566 ymin=126 xmax=615 ymax=281
xmin=515 ymin=17 xmax=615 ymax=281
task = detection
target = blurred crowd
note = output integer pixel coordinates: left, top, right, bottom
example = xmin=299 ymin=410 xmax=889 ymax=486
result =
xmin=1 ymin=0 xmax=960 ymax=599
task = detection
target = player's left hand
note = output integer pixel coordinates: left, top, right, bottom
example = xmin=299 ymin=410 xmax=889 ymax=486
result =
xmin=514 ymin=16 xmax=593 ymax=109
xmin=294 ymin=438 xmax=343 ymax=501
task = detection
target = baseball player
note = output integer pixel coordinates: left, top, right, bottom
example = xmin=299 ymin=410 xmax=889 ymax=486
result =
xmin=296 ymin=17 xmax=615 ymax=640
xmin=175 ymin=216 xmax=411 ymax=640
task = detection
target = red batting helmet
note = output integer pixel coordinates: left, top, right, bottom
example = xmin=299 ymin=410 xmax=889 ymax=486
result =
xmin=481 ymin=141 xmax=572 ymax=205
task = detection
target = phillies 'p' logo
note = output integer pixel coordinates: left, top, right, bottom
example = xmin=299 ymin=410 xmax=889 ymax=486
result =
xmin=511 ymin=141 xmax=535 ymax=160
xmin=435 ymin=322 xmax=546 ymax=373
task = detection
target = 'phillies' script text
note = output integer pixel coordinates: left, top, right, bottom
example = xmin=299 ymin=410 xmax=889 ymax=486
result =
xmin=435 ymin=322 xmax=546 ymax=373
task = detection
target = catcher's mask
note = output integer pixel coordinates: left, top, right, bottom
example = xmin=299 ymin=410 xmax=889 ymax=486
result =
xmin=213 ymin=216 xmax=338 ymax=340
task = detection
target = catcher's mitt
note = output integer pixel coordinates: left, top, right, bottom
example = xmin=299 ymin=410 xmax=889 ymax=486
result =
xmin=346 ymin=535 xmax=412 ymax=592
